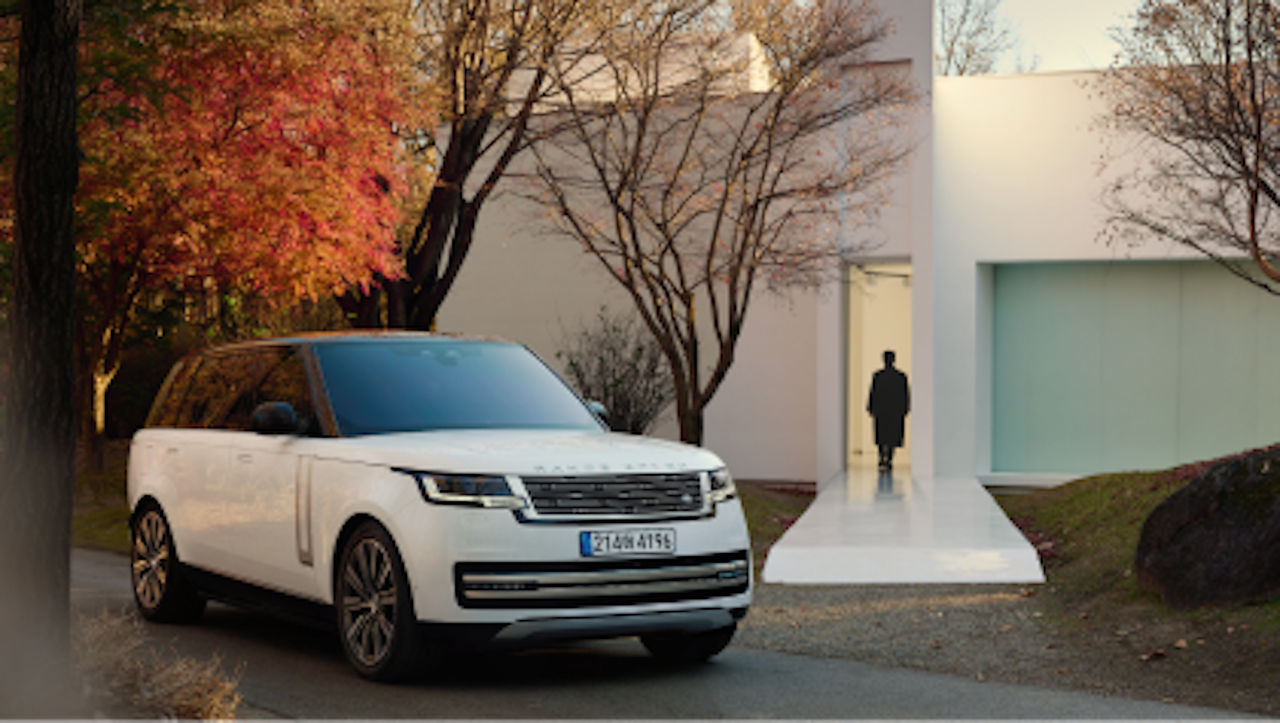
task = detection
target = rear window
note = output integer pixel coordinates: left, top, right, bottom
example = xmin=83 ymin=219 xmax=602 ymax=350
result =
xmin=146 ymin=358 xmax=197 ymax=428
xmin=313 ymin=340 xmax=602 ymax=436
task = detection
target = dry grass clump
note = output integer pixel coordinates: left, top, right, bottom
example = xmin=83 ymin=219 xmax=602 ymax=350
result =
xmin=74 ymin=609 xmax=241 ymax=719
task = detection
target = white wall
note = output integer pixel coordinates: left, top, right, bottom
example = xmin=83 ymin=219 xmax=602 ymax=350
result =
xmin=932 ymin=71 xmax=1204 ymax=478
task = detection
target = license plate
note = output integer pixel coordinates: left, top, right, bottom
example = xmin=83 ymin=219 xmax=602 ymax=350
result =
xmin=579 ymin=528 xmax=676 ymax=557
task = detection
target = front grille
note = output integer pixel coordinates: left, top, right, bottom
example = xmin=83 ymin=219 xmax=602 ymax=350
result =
xmin=455 ymin=551 xmax=750 ymax=609
xmin=520 ymin=473 xmax=704 ymax=517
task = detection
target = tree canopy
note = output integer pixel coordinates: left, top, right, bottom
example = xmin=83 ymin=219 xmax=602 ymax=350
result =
xmin=2 ymin=0 xmax=422 ymax=461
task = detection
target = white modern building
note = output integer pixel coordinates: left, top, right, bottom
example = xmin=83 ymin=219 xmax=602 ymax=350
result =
xmin=439 ymin=0 xmax=1280 ymax=497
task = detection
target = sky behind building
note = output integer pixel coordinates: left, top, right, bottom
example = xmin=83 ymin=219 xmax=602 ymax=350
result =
xmin=998 ymin=0 xmax=1139 ymax=72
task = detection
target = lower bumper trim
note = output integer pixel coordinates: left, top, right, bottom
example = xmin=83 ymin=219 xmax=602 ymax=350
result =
xmin=419 ymin=607 xmax=741 ymax=649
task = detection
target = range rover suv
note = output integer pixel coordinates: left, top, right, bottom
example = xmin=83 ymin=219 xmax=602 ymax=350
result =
xmin=127 ymin=332 xmax=751 ymax=680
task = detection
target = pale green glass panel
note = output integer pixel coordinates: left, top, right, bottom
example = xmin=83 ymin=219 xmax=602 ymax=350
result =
xmin=993 ymin=263 xmax=1104 ymax=473
xmin=1096 ymin=263 xmax=1180 ymax=472
xmin=1258 ymin=297 xmax=1280 ymax=446
xmin=1176 ymin=263 xmax=1272 ymax=462
xmin=992 ymin=261 xmax=1280 ymax=475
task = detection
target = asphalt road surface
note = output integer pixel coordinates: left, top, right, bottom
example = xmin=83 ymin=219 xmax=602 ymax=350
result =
xmin=73 ymin=548 xmax=1245 ymax=719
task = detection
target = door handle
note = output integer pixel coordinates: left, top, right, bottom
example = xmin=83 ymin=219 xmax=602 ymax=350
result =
xmin=237 ymin=453 xmax=253 ymax=464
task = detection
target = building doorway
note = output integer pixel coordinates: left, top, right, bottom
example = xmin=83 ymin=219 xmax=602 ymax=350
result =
xmin=847 ymin=263 xmax=913 ymax=469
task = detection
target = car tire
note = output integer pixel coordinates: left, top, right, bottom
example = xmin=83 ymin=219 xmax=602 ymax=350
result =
xmin=130 ymin=502 xmax=206 ymax=623
xmin=640 ymin=622 xmax=737 ymax=663
xmin=335 ymin=521 xmax=426 ymax=681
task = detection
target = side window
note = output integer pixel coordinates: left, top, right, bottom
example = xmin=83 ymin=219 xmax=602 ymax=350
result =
xmin=221 ymin=346 xmax=317 ymax=434
xmin=218 ymin=350 xmax=283 ymax=431
xmin=256 ymin=349 xmax=316 ymax=432
xmin=174 ymin=351 xmax=270 ymax=429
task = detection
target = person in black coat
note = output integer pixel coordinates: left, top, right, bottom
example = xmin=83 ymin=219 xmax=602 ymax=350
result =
xmin=867 ymin=350 xmax=909 ymax=471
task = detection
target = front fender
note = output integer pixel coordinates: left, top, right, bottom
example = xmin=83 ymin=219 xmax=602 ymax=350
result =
xmin=308 ymin=460 xmax=448 ymax=614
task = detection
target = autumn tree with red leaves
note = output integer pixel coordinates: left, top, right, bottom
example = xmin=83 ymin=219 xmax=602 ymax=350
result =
xmin=4 ymin=0 xmax=422 ymax=465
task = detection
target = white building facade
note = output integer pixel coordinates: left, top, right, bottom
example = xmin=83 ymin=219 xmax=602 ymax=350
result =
xmin=439 ymin=1 xmax=1280 ymax=488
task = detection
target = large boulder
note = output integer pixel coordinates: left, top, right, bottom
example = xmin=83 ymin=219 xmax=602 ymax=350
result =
xmin=1135 ymin=447 xmax=1280 ymax=609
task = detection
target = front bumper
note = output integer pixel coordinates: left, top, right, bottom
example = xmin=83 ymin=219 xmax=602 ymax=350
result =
xmin=395 ymin=499 xmax=754 ymax=626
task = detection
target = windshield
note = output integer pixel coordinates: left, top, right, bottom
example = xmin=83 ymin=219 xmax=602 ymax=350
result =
xmin=313 ymin=339 xmax=604 ymax=436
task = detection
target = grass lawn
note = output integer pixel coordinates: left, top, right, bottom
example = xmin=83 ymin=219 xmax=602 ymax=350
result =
xmin=73 ymin=441 xmax=132 ymax=555
xmin=995 ymin=454 xmax=1280 ymax=715
xmin=997 ymin=460 xmax=1280 ymax=625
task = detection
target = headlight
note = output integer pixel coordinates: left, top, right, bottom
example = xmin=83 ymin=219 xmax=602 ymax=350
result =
xmin=709 ymin=467 xmax=737 ymax=504
xmin=399 ymin=470 xmax=525 ymax=509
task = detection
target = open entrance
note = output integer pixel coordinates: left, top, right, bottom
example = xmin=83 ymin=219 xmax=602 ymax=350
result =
xmin=846 ymin=262 xmax=913 ymax=469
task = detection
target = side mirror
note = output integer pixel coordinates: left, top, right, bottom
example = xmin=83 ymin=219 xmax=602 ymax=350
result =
xmin=586 ymin=400 xmax=612 ymax=430
xmin=250 ymin=401 xmax=301 ymax=435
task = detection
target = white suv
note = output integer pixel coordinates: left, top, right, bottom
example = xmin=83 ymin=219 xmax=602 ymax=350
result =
xmin=127 ymin=332 xmax=751 ymax=680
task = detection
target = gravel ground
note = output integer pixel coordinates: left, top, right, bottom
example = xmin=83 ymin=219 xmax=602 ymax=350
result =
xmin=736 ymin=583 xmax=1083 ymax=687
xmin=736 ymin=582 xmax=1278 ymax=716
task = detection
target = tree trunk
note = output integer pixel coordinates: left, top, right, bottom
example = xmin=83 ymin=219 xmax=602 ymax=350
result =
xmin=678 ymin=404 xmax=705 ymax=446
xmin=83 ymin=363 xmax=117 ymax=473
xmin=74 ymin=321 xmax=119 ymax=472
xmin=339 ymin=118 xmax=494 ymax=332
xmin=337 ymin=285 xmax=383 ymax=328
xmin=678 ymin=320 xmax=704 ymax=446
xmin=0 ymin=0 xmax=83 ymax=715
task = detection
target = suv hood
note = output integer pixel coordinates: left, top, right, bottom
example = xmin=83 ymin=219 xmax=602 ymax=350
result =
xmin=319 ymin=429 xmax=725 ymax=476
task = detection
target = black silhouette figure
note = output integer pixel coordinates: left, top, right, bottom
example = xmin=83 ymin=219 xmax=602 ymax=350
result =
xmin=867 ymin=350 xmax=909 ymax=471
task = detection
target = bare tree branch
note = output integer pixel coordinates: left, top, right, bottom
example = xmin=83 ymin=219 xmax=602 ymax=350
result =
xmin=936 ymin=0 xmax=1016 ymax=76
xmin=522 ymin=0 xmax=915 ymax=444
xmin=1099 ymin=0 xmax=1280 ymax=292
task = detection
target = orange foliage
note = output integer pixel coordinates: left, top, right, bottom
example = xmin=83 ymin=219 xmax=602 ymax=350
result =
xmin=2 ymin=0 xmax=424 ymax=449
xmin=75 ymin=0 xmax=415 ymax=303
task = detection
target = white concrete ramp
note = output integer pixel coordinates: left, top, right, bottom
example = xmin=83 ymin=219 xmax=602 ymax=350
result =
xmin=762 ymin=466 xmax=1045 ymax=584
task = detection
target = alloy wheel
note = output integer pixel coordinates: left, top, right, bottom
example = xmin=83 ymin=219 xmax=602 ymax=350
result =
xmin=132 ymin=509 xmax=171 ymax=610
xmin=339 ymin=537 xmax=399 ymax=668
